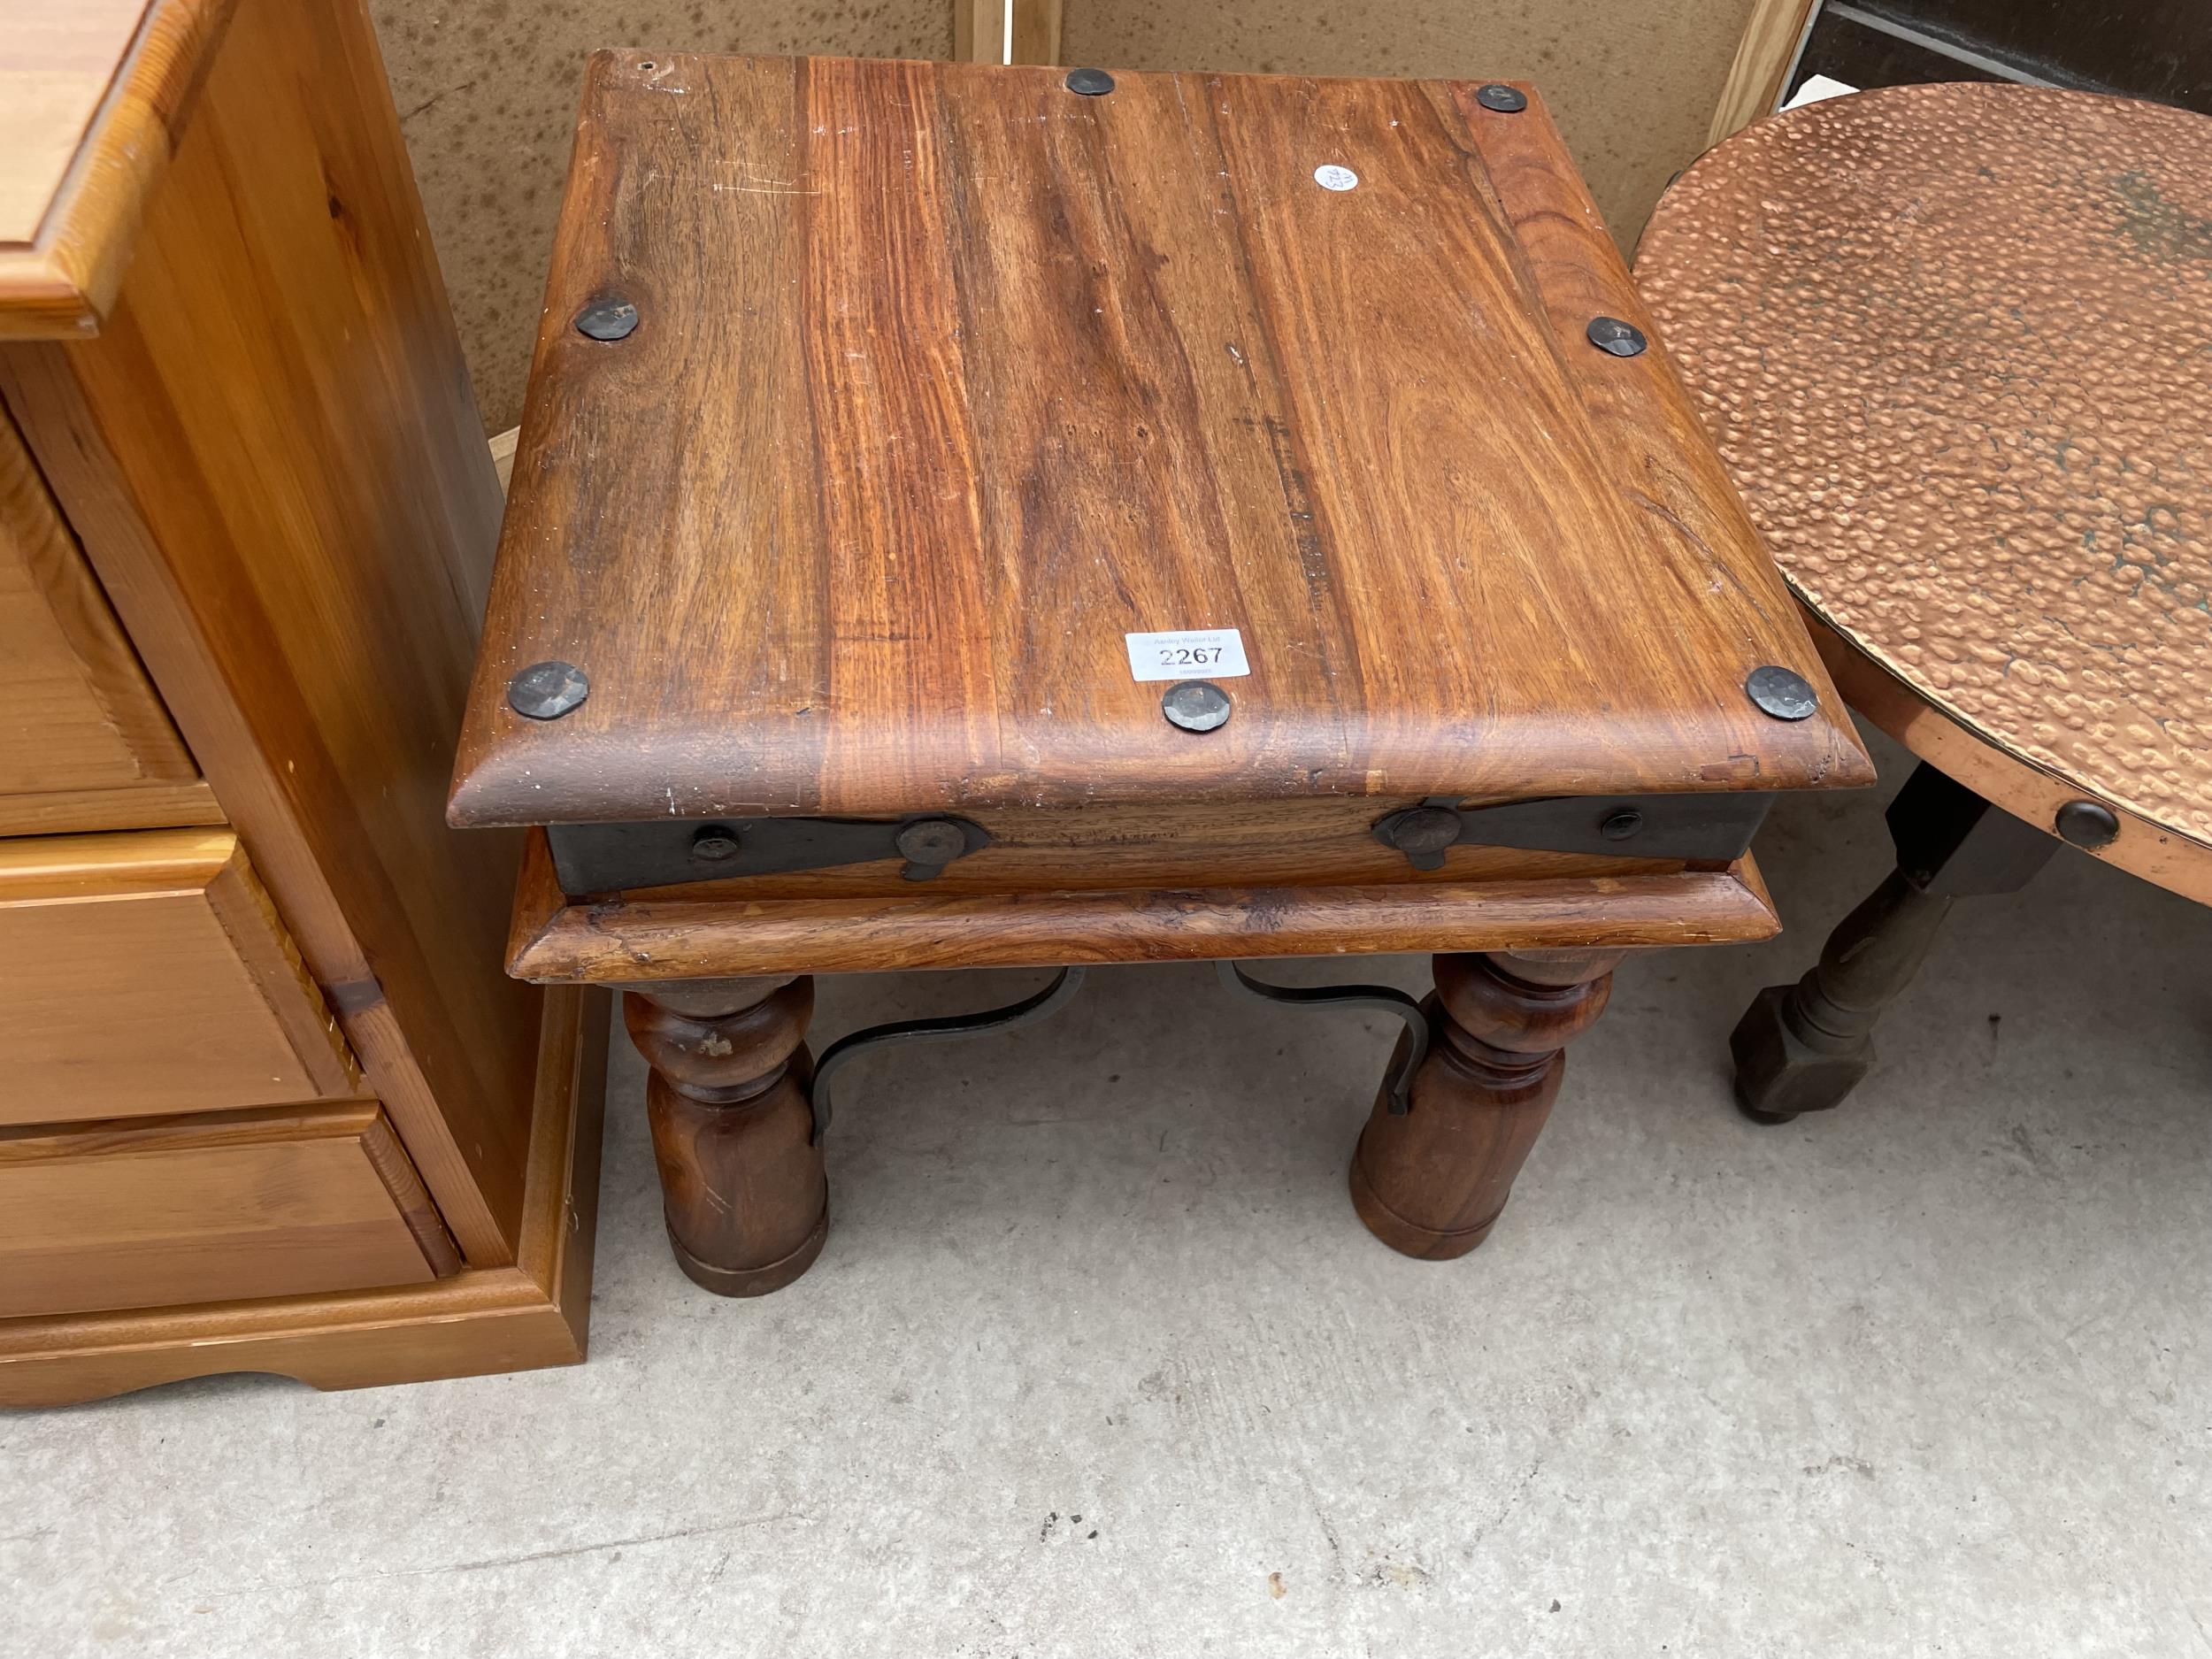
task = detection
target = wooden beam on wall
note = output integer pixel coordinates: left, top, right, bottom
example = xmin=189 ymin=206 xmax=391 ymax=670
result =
xmin=955 ymin=0 xmax=1064 ymax=65
xmin=1709 ymin=0 xmax=1821 ymax=142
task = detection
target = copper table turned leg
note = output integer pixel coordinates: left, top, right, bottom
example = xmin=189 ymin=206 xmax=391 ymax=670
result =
xmin=1731 ymin=762 xmax=2059 ymax=1125
xmin=1350 ymin=949 xmax=1622 ymax=1259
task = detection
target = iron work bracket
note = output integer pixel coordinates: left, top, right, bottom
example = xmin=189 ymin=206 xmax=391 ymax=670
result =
xmin=1372 ymin=791 xmax=1774 ymax=871
xmin=548 ymin=813 xmax=991 ymax=894
xmin=550 ymin=789 xmax=1774 ymax=894
xmin=1215 ymin=960 xmax=1430 ymax=1113
xmin=808 ymin=966 xmax=1087 ymax=1142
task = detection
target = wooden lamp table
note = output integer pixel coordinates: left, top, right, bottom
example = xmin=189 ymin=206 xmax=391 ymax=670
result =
xmin=1638 ymin=85 xmax=2212 ymax=1122
xmin=449 ymin=53 xmax=1872 ymax=1295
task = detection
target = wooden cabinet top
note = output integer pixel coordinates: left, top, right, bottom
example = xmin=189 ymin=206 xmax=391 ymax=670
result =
xmin=0 ymin=0 xmax=224 ymax=338
xmin=452 ymin=53 xmax=1870 ymax=826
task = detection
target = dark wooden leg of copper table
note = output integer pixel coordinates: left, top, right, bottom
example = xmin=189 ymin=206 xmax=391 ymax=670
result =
xmin=1351 ymin=949 xmax=1624 ymax=1257
xmin=1732 ymin=764 xmax=2059 ymax=1124
xmin=621 ymin=977 xmax=830 ymax=1294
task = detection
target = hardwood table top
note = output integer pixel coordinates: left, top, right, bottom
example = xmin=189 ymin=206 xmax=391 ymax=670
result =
xmin=452 ymin=53 xmax=1865 ymax=834
xmin=1640 ymin=84 xmax=2212 ymax=895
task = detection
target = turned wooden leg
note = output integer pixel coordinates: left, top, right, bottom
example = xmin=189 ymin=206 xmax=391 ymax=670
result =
xmin=621 ymin=976 xmax=827 ymax=1295
xmin=1351 ymin=949 xmax=1624 ymax=1259
xmin=1732 ymin=763 xmax=2058 ymax=1123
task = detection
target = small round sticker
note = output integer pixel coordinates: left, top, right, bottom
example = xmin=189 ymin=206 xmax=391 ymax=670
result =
xmin=1313 ymin=164 xmax=1359 ymax=192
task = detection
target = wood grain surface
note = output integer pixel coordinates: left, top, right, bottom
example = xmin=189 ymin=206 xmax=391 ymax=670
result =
xmin=452 ymin=54 xmax=1868 ymax=828
xmin=0 ymin=777 xmax=220 ymax=838
xmin=626 ymin=978 xmax=828 ymax=1295
xmin=0 ymin=1102 xmax=446 ymax=1319
xmin=0 ymin=0 xmax=234 ymax=337
xmin=0 ymin=0 xmax=155 ymax=246
xmin=1 ymin=0 xmax=534 ymax=1263
xmin=0 ymin=828 xmax=359 ymax=1125
xmin=0 ymin=985 xmax=607 ymax=1407
xmin=0 ymin=398 xmax=196 ymax=800
xmin=506 ymin=827 xmax=1779 ymax=980
xmin=1351 ymin=949 xmax=1622 ymax=1257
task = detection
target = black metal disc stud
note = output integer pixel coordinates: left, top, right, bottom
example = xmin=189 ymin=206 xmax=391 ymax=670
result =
xmin=1386 ymin=806 xmax=1463 ymax=856
xmin=1475 ymin=83 xmax=1528 ymax=112
xmin=574 ymin=297 xmax=639 ymax=342
xmin=1599 ymin=807 xmax=1645 ymax=841
xmin=2055 ymin=799 xmax=2120 ymax=849
xmin=895 ymin=818 xmax=970 ymax=866
xmin=690 ymin=825 xmax=741 ymax=863
xmin=1064 ymin=67 xmax=1115 ymax=96
xmin=1586 ymin=315 xmax=1647 ymax=357
xmin=1161 ymin=680 xmax=1233 ymax=733
xmin=507 ymin=659 xmax=589 ymax=720
xmin=1744 ymin=664 xmax=1818 ymax=721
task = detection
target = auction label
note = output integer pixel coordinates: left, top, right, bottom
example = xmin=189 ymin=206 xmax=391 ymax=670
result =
xmin=1124 ymin=628 xmax=1251 ymax=681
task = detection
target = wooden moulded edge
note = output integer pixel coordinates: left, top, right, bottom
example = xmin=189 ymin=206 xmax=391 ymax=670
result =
xmin=0 ymin=1101 xmax=463 ymax=1284
xmin=0 ymin=0 xmax=238 ymax=340
xmin=0 ymin=777 xmax=223 ymax=837
xmin=0 ymin=984 xmax=610 ymax=1408
xmin=202 ymin=834 xmax=365 ymax=1099
xmin=505 ymin=828 xmax=1781 ymax=981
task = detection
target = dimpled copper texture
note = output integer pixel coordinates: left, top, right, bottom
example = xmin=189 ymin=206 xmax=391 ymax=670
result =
xmin=1638 ymin=84 xmax=2212 ymax=872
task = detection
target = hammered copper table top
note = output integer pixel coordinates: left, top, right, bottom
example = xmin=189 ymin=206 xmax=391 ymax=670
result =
xmin=1639 ymin=84 xmax=2212 ymax=857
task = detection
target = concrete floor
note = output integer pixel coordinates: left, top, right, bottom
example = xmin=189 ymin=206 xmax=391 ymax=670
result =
xmin=7 ymin=732 xmax=2209 ymax=1656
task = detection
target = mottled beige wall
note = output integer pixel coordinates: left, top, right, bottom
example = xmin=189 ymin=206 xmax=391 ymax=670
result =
xmin=373 ymin=1 xmax=950 ymax=431
xmin=373 ymin=2 xmax=1749 ymax=433
xmin=1065 ymin=1 xmax=1754 ymax=256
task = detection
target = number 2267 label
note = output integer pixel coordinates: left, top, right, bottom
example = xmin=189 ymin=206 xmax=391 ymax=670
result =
xmin=1124 ymin=627 xmax=1250 ymax=681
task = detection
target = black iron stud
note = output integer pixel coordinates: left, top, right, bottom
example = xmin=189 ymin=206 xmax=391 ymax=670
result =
xmin=895 ymin=818 xmax=970 ymax=866
xmin=2055 ymin=799 xmax=2120 ymax=849
xmin=1385 ymin=805 xmax=1463 ymax=856
xmin=1586 ymin=315 xmax=1647 ymax=357
xmin=574 ymin=297 xmax=639 ymax=342
xmin=1161 ymin=680 xmax=1233 ymax=733
xmin=690 ymin=824 xmax=741 ymax=862
xmin=507 ymin=660 xmax=588 ymax=720
xmin=1474 ymin=83 xmax=1528 ymax=113
xmin=1745 ymin=664 xmax=1818 ymax=721
xmin=1064 ymin=66 xmax=1115 ymax=96
xmin=1599 ymin=807 xmax=1645 ymax=841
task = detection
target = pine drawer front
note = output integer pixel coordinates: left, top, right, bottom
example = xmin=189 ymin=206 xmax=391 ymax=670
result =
xmin=0 ymin=828 xmax=359 ymax=1125
xmin=0 ymin=1104 xmax=459 ymax=1318
xmin=0 ymin=403 xmax=199 ymax=805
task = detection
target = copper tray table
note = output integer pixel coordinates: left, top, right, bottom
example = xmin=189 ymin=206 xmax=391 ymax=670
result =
xmin=1640 ymin=84 xmax=2212 ymax=1121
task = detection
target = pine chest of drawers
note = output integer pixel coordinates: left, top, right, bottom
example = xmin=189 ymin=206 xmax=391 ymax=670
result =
xmin=0 ymin=0 xmax=606 ymax=1405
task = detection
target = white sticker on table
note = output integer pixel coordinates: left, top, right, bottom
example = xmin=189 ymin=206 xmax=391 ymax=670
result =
xmin=1125 ymin=628 xmax=1250 ymax=681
